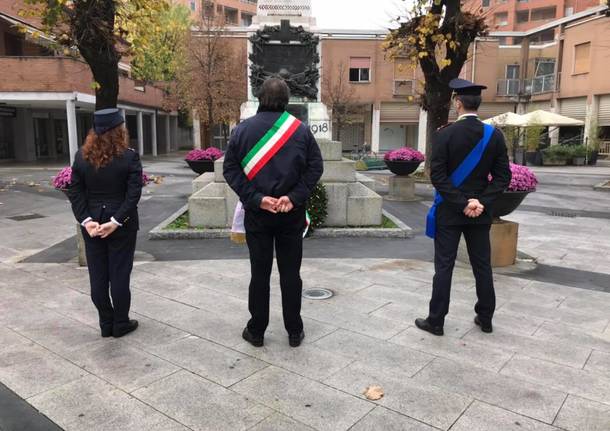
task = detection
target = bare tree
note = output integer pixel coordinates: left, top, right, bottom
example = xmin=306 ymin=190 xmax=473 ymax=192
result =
xmin=175 ymin=14 xmax=247 ymax=147
xmin=322 ymin=61 xmax=363 ymax=144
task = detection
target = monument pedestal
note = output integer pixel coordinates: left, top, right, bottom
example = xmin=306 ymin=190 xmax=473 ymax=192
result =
xmin=457 ymin=220 xmax=519 ymax=268
xmin=386 ymin=176 xmax=417 ymax=201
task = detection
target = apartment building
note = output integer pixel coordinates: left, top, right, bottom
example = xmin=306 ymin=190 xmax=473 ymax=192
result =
xmin=0 ymin=0 xmax=188 ymax=163
xmin=176 ymin=0 xmax=258 ymax=26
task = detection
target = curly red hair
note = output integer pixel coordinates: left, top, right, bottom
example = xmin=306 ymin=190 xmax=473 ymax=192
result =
xmin=82 ymin=126 xmax=129 ymax=169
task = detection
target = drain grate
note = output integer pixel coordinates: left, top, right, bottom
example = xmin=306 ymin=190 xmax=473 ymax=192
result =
xmin=549 ymin=211 xmax=577 ymax=218
xmin=303 ymin=288 xmax=334 ymax=300
xmin=7 ymin=213 xmax=46 ymax=221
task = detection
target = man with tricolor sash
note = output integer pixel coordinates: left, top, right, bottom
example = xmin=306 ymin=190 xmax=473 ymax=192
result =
xmin=416 ymin=78 xmax=511 ymax=337
xmin=224 ymin=78 xmax=323 ymax=348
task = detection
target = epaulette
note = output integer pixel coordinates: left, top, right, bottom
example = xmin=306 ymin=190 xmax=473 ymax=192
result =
xmin=127 ymin=148 xmax=136 ymax=152
xmin=437 ymin=123 xmax=453 ymax=131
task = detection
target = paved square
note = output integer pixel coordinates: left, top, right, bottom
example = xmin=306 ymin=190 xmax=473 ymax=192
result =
xmin=1 ymin=257 xmax=609 ymax=430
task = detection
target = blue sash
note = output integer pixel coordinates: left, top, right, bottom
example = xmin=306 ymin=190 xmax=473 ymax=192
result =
xmin=425 ymin=123 xmax=494 ymax=239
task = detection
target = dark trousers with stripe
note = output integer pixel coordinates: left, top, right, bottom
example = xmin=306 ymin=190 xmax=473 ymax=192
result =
xmin=428 ymin=224 xmax=495 ymax=327
xmin=83 ymin=228 xmax=137 ymax=332
xmin=244 ymin=207 xmax=305 ymax=337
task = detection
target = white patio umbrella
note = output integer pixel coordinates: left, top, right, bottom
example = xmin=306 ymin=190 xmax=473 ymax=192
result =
xmin=483 ymin=112 xmax=525 ymax=127
xmin=519 ymin=110 xmax=584 ymax=127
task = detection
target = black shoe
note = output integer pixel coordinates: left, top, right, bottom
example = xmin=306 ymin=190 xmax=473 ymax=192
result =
xmin=101 ymin=326 xmax=113 ymax=338
xmin=415 ymin=318 xmax=444 ymax=336
xmin=113 ymin=320 xmax=139 ymax=338
xmin=242 ymin=328 xmax=264 ymax=347
xmin=474 ymin=316 xmax=493 ymax=333
xmin=289 ymin=331 xmax=305 ymax=347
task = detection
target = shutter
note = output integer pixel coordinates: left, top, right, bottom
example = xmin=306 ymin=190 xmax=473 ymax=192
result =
xmin=380 ymin=103 xmax=419 ymax=122
xmin=599 ymin=95 xmax=610 ymax=126
xmin=527 ymin=101 xmax=552 ymax=112
xmin=349 ymin=57 xmax=371 ymax=69
xmin=573 ymin=43 xmax=590 ymax=75
xmin=478 ymin=103 xmax=517 ymax=120
xmin=560 ymin=97 xmax=587 ymax=121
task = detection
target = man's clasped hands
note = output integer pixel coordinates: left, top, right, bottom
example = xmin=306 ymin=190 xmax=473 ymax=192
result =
xmin=83 ymin=221 xmax=119 ymax=239
xmin=260 ymin=196 xmax=294 ymax=214
xmin=464 ymin=198 xmax=484 ymax=218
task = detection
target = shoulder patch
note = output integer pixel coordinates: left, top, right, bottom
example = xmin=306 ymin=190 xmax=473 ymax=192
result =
xmin=127 ymin=147 xmax=136 ymax=152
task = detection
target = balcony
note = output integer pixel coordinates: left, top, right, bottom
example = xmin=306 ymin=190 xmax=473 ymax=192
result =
xmin=496 ymin=74 xmax=557 ymax=97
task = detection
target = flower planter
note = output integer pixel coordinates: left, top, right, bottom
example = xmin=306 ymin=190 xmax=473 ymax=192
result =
xmin=542 ymin=156 xmax=568 ymax=166
xmin=385 ymin=160 xmax=422 ymax=176
xmin=588 ymin=150 xmax=599 ymax=166
xmin=525 ymin=151 xmax=542 ymax=166
xmin=492 ymin=191 xmax=530 ymax=218
xmin=186 ymin=159 xmax=215 ymax=175
xmin=573 ymin=157 xmax=586 ymax=166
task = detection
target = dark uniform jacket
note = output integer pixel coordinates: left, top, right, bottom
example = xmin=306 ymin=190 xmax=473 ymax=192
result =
xmin=68 ymin=148 xmax=143 ymax=231
xmin=223 ymin=110 xmax=324 ymax=211
xmin=431 ymin=115 xmax=511 ymax=225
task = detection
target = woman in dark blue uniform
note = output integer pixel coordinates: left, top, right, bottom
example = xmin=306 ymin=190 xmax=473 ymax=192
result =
xmin=68 ymin=108 xmax=142 ymax=338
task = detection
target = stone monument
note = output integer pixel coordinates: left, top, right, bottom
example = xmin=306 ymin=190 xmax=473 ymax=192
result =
xmin=187 ymin=0 xmax=383 ymax=231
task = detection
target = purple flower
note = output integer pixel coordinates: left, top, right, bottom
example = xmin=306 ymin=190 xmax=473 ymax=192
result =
xmin=52 ymin=167 xmax=72 ymax=190
xmin=142 ymin=172 xmax=153 ymax=187
xmin=489 ymin=163 xmax=538 ymax=192
xmin=384 ymin=147 xmax=425 ymax=162
xmin=185 ymin=147 xmax=224 ymax=161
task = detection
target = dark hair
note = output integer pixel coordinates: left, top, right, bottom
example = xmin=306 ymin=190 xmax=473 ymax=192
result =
xmin=82 ymin=126 xmax=129 ymax=169
xmin=258 ymin=78 xmax=290 ymax=112
xmin=456 ymin=95 xmax=482 ymax=111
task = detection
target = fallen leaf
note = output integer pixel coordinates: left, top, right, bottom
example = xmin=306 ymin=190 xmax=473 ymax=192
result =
xmin=363 ymin=385 xmax=384 ymax=400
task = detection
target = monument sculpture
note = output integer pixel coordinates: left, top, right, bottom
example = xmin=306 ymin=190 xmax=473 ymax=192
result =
xmin=187 ymin=0 xmax=385 ymax=233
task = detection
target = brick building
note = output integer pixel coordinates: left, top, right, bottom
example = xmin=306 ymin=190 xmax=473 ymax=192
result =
xmin=176 ymin=0 xmax=258 ymax=26
xmin=0 ymin=0 xmax=190 ymax=163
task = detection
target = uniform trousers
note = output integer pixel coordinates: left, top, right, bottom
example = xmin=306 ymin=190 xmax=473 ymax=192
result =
xmin=83 ymin=228 xmax=137 ymax=332
xmin=428 ymin=223 xmax=495 ymax=327
xmin=244 ymin=207 xmax=305 ymax=337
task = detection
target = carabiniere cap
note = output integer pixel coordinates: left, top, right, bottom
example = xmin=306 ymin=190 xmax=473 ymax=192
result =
xmin=449 ymin=78 xmax=487 ymax=96
xmin=93 ymin=108 xmax=125 ymax=135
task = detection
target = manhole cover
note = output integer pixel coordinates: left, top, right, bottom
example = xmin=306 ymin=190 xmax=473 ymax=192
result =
xmin=7 ymin=213 xmax=46 ymax=221
xmin=303 ymin=288 xmax=334 ymax=300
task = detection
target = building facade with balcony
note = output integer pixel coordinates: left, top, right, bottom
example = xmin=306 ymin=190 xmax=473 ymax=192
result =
xmin=177 ymin=0 xmax=257 ymax=26
xmin=0 ymin=2 xmax=190 ymax=163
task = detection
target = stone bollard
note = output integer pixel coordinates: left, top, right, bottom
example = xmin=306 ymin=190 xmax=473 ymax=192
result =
xmin=386 ymin=175 xmax=418 ymax=201
xmin=457 ymin=219 xmax=519 ymax=268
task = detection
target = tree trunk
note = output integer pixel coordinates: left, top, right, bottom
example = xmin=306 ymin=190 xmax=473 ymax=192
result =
xmin=423 ymin=84 xmax=452 ymax=173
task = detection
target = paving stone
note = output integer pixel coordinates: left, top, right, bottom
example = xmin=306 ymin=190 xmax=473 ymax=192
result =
xmin=0 ymin=343 xmax=86 ymax=399
xmin=128 ymin=313 xmax=192 ymax=348
xmin=412 ymin=358 xmax=566 ymax=424
xmin=232 ymin=366 xmax=374 ymax=431
xmin=324 ymin=361 xmax=471 ymax=430
xmin=390 ymin=327 xmax=513 ymax=372
xmin=29 ymin=374 xmax=186 ymax=431
xmin=172 ymin=285 xmax=250 ymax=318
xmin=248 ymin=413 xmax=315 ymax=431
xmin=450 ymin=401 xmax=561 ymax=431
xmin=130 ymin=290 xmax=199 ymax=324
xmin=301 ymin=301 xmax=408 ymax=340
xmin=165 ymin=308 xmax=245 ymax=347
xmin=553 ymin=395 xmax=610 ymax=431
xmin=69 ymin=341 xmax=180 ymax=393
xmin=149 ymin=335 xmax=267 ymax=387
xmin=312 ymin=329 xmax=433 ymax=377
xmin=265 ymin=315 xmax=338 ymax=345
xmin=500 ymin=301 xmax=609 ymax=332
xmin=533 ymin=321 xmax=610 ymax=354
xmin=463 ymin=328 xmax=592 ymax=368
xmin=133 ymin=370 xmax=271 ymax=431
xmin=584 ymin=350 xmax=610 ymax=377
xmin=350 ymin=406 xmax=436 ymax=431
xmin=500 ymin=355 xmax=610 ymax=405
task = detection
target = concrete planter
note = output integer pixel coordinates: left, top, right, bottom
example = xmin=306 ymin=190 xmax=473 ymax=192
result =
xmin=384 ymin=160 xmax=422 ymax=176
xmin=186 ymin=159 xmax=215 ymax=175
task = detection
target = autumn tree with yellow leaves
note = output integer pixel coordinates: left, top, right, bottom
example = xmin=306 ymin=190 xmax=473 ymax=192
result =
xmin=384 ymin=0 xmax=487 ymax=169
xmin=22 ymin=0 xmax=169 ymax=109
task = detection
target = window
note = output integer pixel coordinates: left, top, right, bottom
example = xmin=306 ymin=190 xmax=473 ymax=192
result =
xmin=506 ymin=64 xmax=520 ymax=79
xmin=496 ymin=0 xmax=507 ymax=4
xmin=241 ymin=13 xmax=253 ymax=26
xmin=393 ymin=60 xmax=413 ymax=96
xmin=494 ymin=12 xmax=509 ymax=27
xmin=565 ymin=7 xmax=574 ymax=16
xmin=516 ymin=10 xmax=529 ymax=23
xmin=349 ymin=57 xmax=371 ymax=83
xmin=482 ymin=0 xmax=490 ymax=6
xmin=224 ymin=7 xmax=238 ymax=24
xmin=573 ymin=42 xmax=591 ymax=75
xmin=534 ymin=58 xmax=555 ymax=76
xmin=190 ymin=1 xmax=196 ymax=11
xmin=531 ymin=7 xmax=556 ymax=21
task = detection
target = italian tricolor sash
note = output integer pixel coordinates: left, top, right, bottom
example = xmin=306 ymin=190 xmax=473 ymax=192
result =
xmin=241 ymin=111 xmax=301 ymax=180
